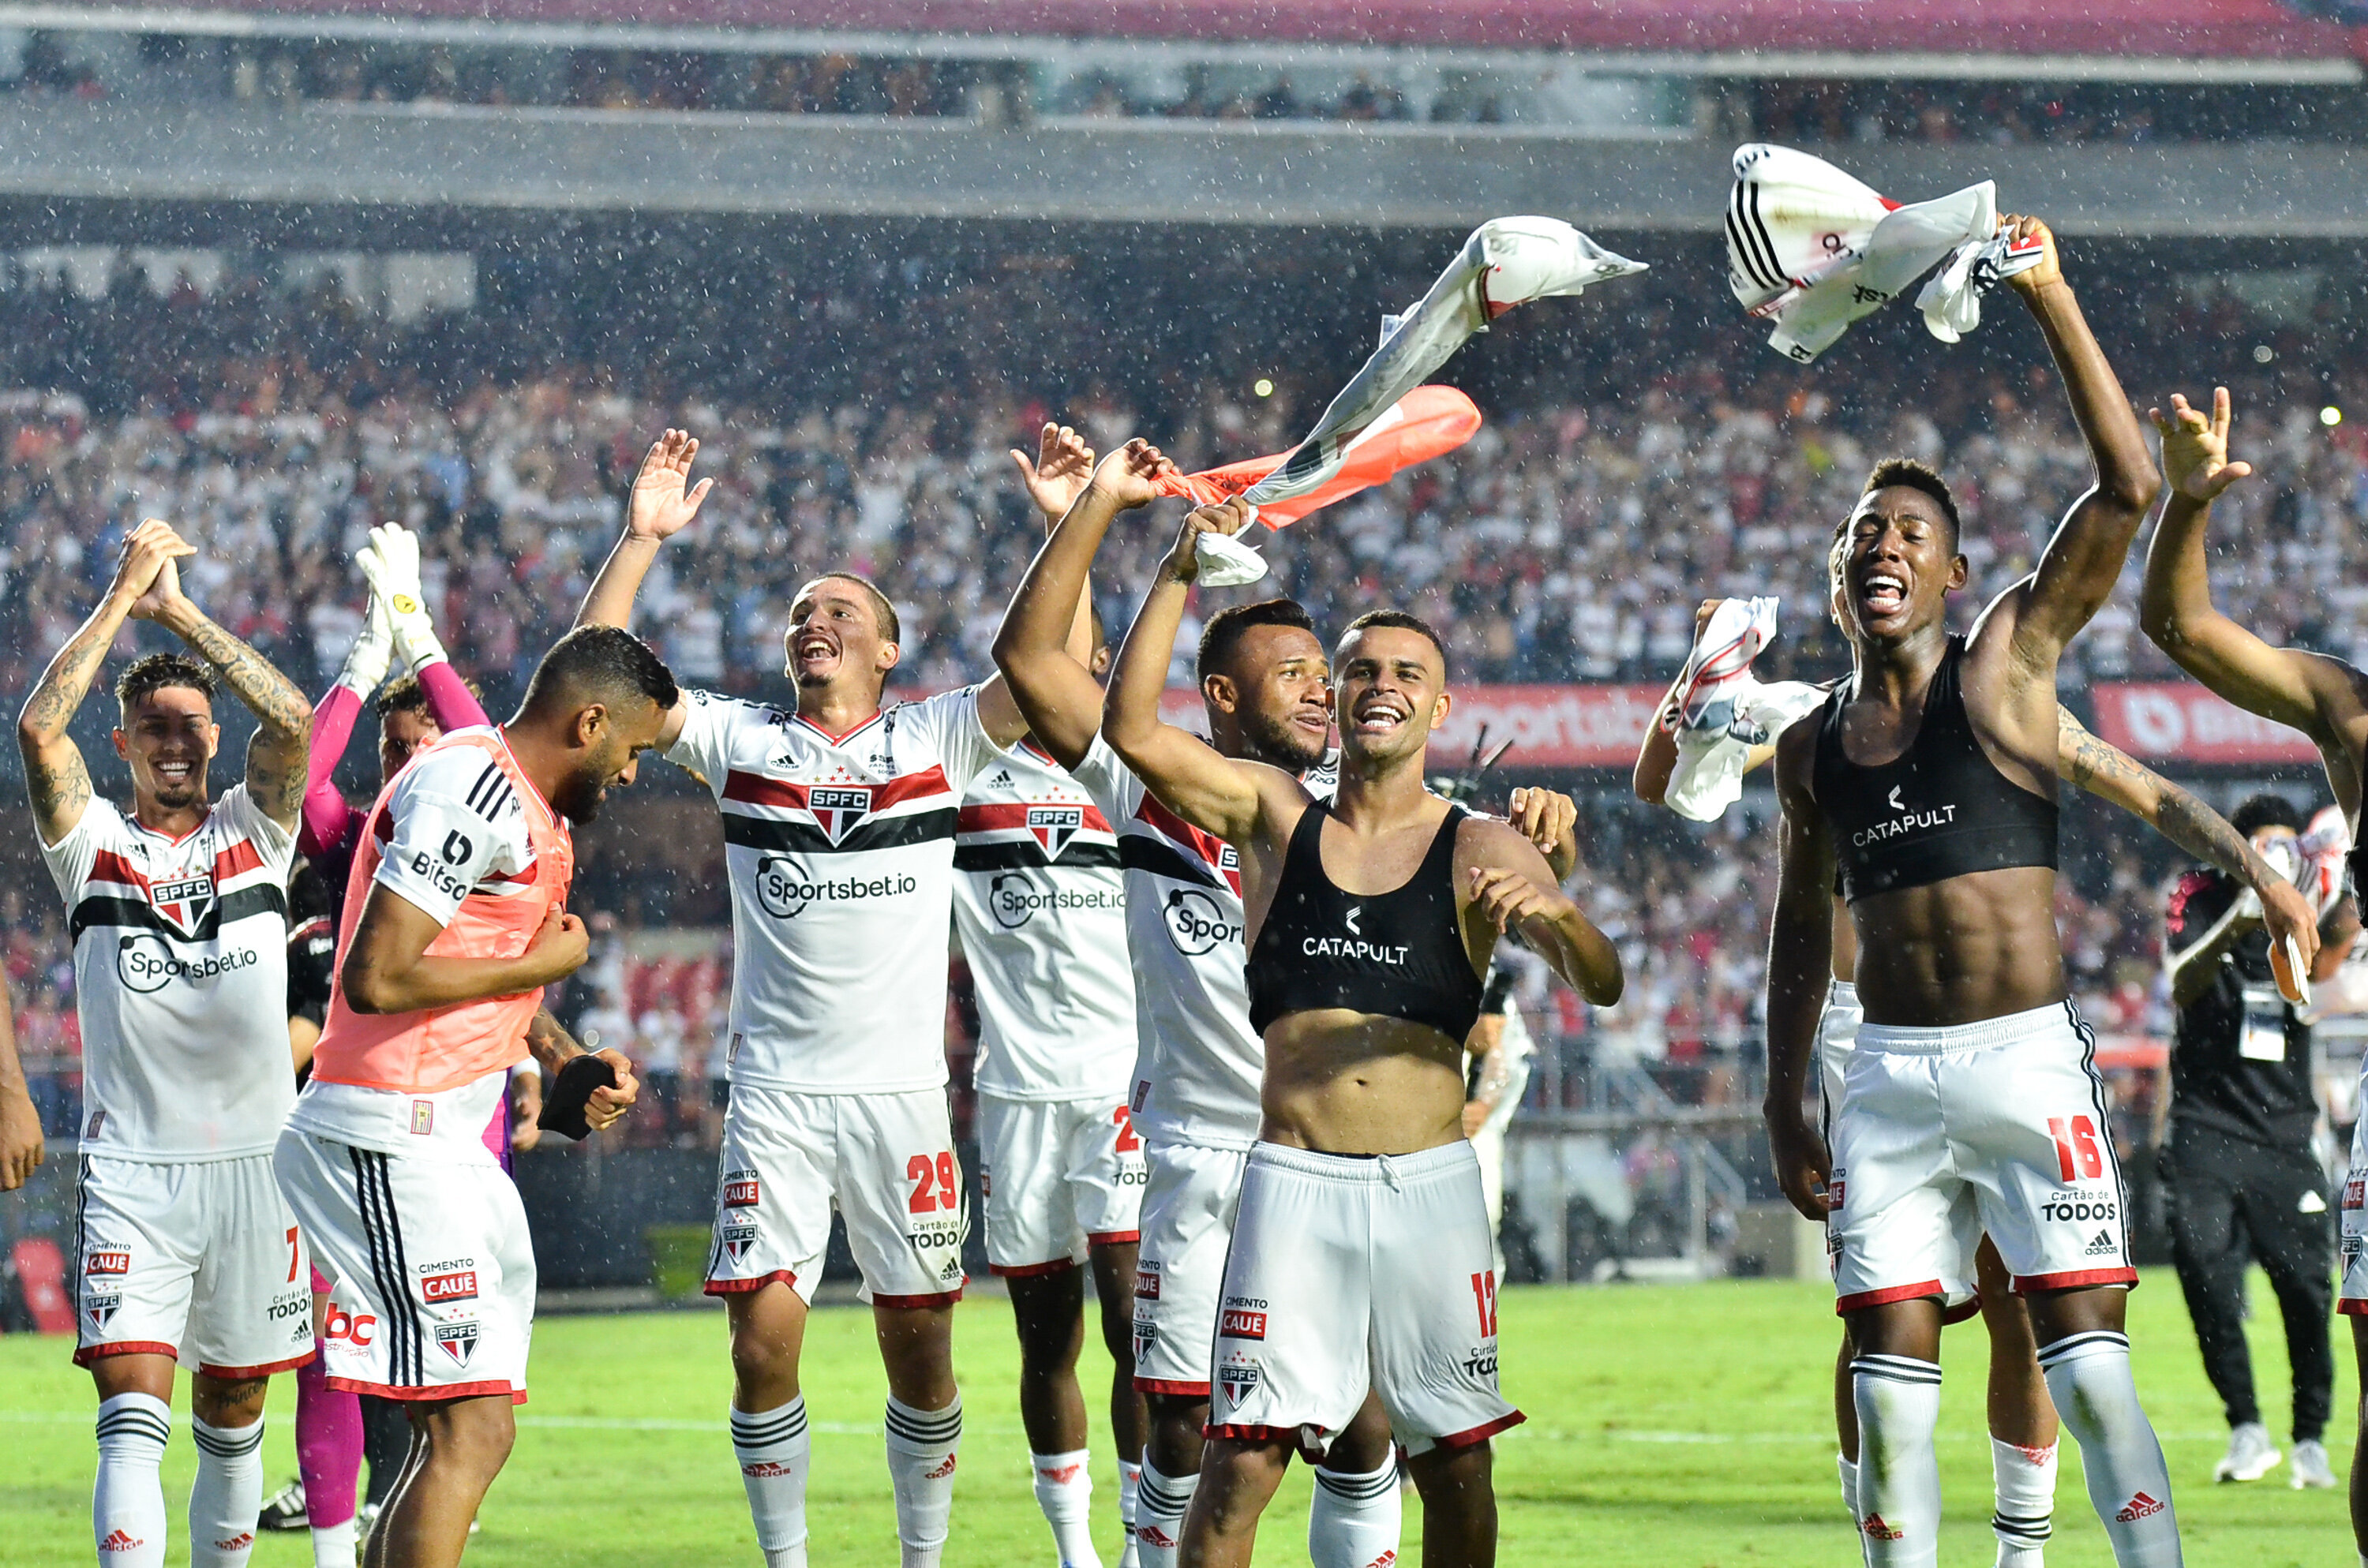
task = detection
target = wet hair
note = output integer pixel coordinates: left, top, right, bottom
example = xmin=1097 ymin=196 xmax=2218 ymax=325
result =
xmin=2231 ymin=792 xmax=2305 ymax=839
xmin=1197 ymin=597 xmax=1317 ymax=683
xmin=375 ymin=672 xmax=483 ymax=723
xmin=519 ymin=625 xmax=679 ymax=720
xmin=799 ymin=571 xmax=901 ymax=644
xmin=1861 ymin=458 xmax=1961 ymax=552
xmin=114 ymin=652 xmax=215 ymax=717
xmin=1342 ymin=608 xmax=1450 ymax=680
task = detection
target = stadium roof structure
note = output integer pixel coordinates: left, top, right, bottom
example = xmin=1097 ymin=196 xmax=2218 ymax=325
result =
xmin=15 ymin=0 xmax=2366 ymax=82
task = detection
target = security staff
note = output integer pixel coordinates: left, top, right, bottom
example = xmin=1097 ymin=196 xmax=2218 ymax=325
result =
xmin=2161 ymin=794 xmax=2338 ymax=1490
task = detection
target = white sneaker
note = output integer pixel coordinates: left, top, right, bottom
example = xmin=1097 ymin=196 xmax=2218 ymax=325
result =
xmin=2291 ymin=1439 xmax=2338 ymax=1489
xmin=2214 ymin=1422 xmax=2281 ymax=1482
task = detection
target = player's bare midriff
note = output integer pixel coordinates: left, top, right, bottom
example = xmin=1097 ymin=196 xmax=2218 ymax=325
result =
xmin=1847 ymin=863 xmax=2066 ymax=1027
xmin=1257 ymin=1009 xmax=1468 ymax=1156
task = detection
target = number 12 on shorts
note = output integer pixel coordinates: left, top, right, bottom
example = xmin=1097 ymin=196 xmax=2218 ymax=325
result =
xmin=1470 ymin=1270 xmax=1498 ymax=1337
xmin=2046 ymin=1115 xmax=2104 ymax=1183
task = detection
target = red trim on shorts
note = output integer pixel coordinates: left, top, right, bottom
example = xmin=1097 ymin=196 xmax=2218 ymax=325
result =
xmin=1205 ymin=1424 xmax=1298 ymax=1443
xmin=1834 ymin=1280 xmax=1946 ymax=1315
xmin=2338 ymin=1298 xmax=2368 ymax=1316
xmin=1941 ymin=1294 xmax=1984 ymax=1327
xmin=74 ymin=1341 xmax=180 ymax=1368
xmin=871 ymin=1287 xmax=965 ymax=1308
xmin=704 ymin=1270 xmax=798 ymax=1297
xmin=1429 ymin=1410 xmax=1527 ymax=1450
xmin=988 ymin=1259 xmax=1078 ymax=1278
xmin=1088 ymin=1230 xmax=1141 ymax=1247
xmin=198 ymin=1353 xmax=314 ymax=1379
xmin=2012 ymin=1267 xmax=2138 ymax=1295
xmin=1135 ymin=1378 xmax=1210 ymax=1397
xmin=327 ymin=1376 xmax=526 ymax=1405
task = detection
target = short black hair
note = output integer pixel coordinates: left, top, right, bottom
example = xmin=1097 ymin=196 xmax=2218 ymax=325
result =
xmin=375 ymin=672 xmax=483 ymax=722
xmin=115 ymin=652 xmax=215 ymax=717
xmin=800 ymin=571 xmax=901 ymax=644
xmin=1862 ymin=458 xmax=1961 ymax=552
xmin=1197 ymin=598 xmax=1317 ymax=683
xmin=2231 ymin=792 xmax=2305 ymax=839
xmin=520 ymin=625 xmax=679 ymax=719
xmin=1342 ymin=608 xmax=1450 ymax=680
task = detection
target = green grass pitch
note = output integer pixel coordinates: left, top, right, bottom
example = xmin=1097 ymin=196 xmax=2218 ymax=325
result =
xmin=2 ymin=1270 xmax=2352 ymax=1565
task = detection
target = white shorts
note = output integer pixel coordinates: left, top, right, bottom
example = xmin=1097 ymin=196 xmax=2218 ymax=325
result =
xmin=1830 ymin=1001 xmax=2135 ymax=1313
xmin=979 ymin=1093 xmax=1147 ymax=1275
xmin=1133 ymin=1140 xmax=1248 ymax=1398
xmin=274 ymin=1127 xmax=535 ymax=1404
xmin=1815 ymin=979 xmax=1864 ymax=1140
xmin=74 ymin=1153 xmax=316 ymax=1379
xmin=706 ymin=1084 xmax=967 ymax=1307
xmin=1208 ymin=1142 xmax=1521 ymax=1456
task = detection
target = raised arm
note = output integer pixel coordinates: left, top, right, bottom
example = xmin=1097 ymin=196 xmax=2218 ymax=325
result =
xmin=342 ymin=889 xmax=589 ymax=1015
xmin=995 ymin=436 xmax=1173 ymax=766
xmin=1763 ymin=720 xmax=1838 ymax=1222
xmin=142 ymin=554 xmax=313 ymax=833
xmin=1998 ymin=218 xmax=2163 ymax=663
xmin=304 ymin=593 xmax=392 ymax=852
xmin=355 ymin=522 xmax=490 ymax=731
xmin=577 ymin=430 xmax=710 ymax=746
xmin=17 ymin=523 xmax=188 ymax=844
xmin=2140 ymin=387 xmax=2368 ymax=770
xmin=1101 ymin=500 xmax=1278 ymax=844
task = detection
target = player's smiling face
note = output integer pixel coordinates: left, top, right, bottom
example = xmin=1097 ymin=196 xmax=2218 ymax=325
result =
xmin=1224 ymin=624 xmax=1332 ymax=772
xmin=1839 ymin=486 xmax=1965 ymax=646
xmin=114 ymin=686 xmax=219 ymax=815
xmin=785 ymin=577 xmax=898 ymax=698
xmin=1332 ymin=626 xmax=1448 ymax=765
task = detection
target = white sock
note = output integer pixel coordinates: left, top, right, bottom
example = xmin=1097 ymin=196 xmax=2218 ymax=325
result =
xmin=1118 ymin=1459 xmax=1142 ymax=1568
xmin=883 ymin=1394 xmax=961 ymax=1568
xmin=309 ymin=1515 xmax=358 ymax=1568
xmin=2037 ymin=1333 xmax=2181 ymax=1568
xmin=1133 ymin=1460 xmax=1196 ymax=1568
xmin=1031 ymin=1449 xmax=1100 ymax=1568
xmin=732 ymin=1398 xmax=811 ymax=1568
xmin=1310 ymin=1452 xmax=1403 ymax=1568
xmin=189 ymin=1415 xmax=266 ymax=1568
xmin=1839 ymin=1453 xmax=1860 ymax=1518
xmin=1991 ymin=1435 xmax=2058 ymax=1567
xmin=95 ymin=1393 xmax=173 ymax=1568
xmin=1853 ymin=1355 xmax=1945 ymax=1568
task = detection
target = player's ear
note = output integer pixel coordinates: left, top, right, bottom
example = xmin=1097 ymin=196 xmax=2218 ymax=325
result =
xmin=1202 ymin=672 xmax=1239 ymax=717
xmin=1948 ymin=552 xmax=1969 ymax=592
xmin=877 ymin=639 xmax=901 ymax=674
xmin=205 ymin=721 xmax=221 ymax=758
xmin=574 ymin=702 xmax=609 ymax=748
xmin=1429 ymin=690 xmax=1452 ymax=731
xmin=111 ymin=728 xmax=129 ymax=761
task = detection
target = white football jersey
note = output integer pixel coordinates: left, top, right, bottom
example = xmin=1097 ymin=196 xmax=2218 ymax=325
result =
xmin=41 ymin=785 xmax=297 ymax=1162
xmin=668 ymin=685 xmax=998 ymax=1094
xmin=1082 ymin=751 xmax=1336 ymax=1152
xmin=951 ymin=737 xmax=1135 ymax=1102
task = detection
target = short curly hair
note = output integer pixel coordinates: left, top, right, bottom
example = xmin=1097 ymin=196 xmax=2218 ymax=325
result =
xmin=1861 ymin=457 xmax=1961 ymax=552
xmin=114 ymin=653 xmax=215 ymax=717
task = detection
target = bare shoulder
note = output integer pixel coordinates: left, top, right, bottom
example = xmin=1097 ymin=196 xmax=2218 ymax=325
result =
xmin=1773 ymin=703 xmax=1821 ymax=803
xmin=1455 ymin=809 xmax=1553 ymax=878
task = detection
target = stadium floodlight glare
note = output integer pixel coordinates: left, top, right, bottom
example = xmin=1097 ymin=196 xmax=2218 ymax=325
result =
xmin=2325 ymin=406 xmax=2344 ymax=428
xmin=2254 ymin=344 xmax=2276 ymax=363
xmin=1253 ymin=378 xmax=1275 ymax=399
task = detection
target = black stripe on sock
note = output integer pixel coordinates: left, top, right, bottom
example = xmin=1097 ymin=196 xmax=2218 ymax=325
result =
xmin=1313 ymin=1461 xmax=1399 ymax=1500
xmin=732 ymin=1405 xmax=809 ymax=1446
xmin=96 ymin=1410 xmax=173 ymax=1446
xmin=884 ymin=1402 xmax=963 ymax=1443
xmin=1993 ymin=1510 xmax=2052 ymax=1544
xmin=2036 ymin=1330 xmax=2129 ymax=1368
xmin=1137 ymin=1471 xmax=1197 ymax=1511
xmin=193 ymin=1422 xmax=264 ymax=1457
xmin=1850 ymin=1355 xmax=1943 ymax=1386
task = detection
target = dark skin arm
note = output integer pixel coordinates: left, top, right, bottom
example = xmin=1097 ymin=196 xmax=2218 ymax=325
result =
xmin=523 ymin=1006 xmax=634 ymax=1135
xmin=1764 ymin=719 xmax=1838 ymax=1222
xmin=340 ymin=889 xmax=590 ymax=1016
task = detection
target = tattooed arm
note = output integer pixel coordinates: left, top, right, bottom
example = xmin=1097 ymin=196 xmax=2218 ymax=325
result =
xmin=526 ymin=1006 xmax=638 ymax=1135
xmin=17 ymin=522 xmax=191 ymax=845
xmin=144 ymin=555 xmax=314 ymax=833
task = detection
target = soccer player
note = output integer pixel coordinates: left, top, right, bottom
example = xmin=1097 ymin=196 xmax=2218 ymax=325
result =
xmin=2137 ymin=384 xmax=2368 ymax=1544
xmin=0 ymin=967 xmax=42 ymax=1192
xmin=1763 ymin=218 xmax=2283 ymax=1568
xmin=577 ymin=430 xmax=1039 ymax=1568
xmin=1100 ymin=498 xmax=1624 ymax=1568
xmin=17 ymin=518 xmax=318 ymax=1568
xmin=272 ymin=623 xmax=663 ymax=1568
xmin=1642 ymin=595 xmax=2316 ymax=1565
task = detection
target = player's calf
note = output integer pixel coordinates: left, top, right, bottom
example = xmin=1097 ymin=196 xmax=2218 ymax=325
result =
xmin=1404 ymin=1440 xmax=1499 ymax=1568
xmin=1180 ymin=1436 xmax=1292 ymax=1568
xmin=370 ymin=1395 xmax=515 ymax=1568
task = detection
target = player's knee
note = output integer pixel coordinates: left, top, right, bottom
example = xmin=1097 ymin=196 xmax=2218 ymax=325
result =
xmin=191 ymin=1375 xmax=268 ymax=1427
xmin=425 ymin=1402 xmax=515 ymax=1479
xmin=1407 ymin=1440 xmax=1493 ymax=1506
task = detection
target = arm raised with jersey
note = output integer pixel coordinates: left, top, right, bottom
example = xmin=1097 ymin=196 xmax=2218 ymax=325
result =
xmin=1764 ymin=720 xmax=1839 ymax=1222
xmin=994 ymin=436 xmax=1178 ymax=766
xmin=1100 ymin=500 xmax=1306 ymax=851
xmin=575 ymin=429 xmax=714 ymax=749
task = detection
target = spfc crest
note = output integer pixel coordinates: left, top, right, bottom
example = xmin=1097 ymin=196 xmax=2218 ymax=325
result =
xmin=1216 ymin=1359 xmax=1261 ymax=1408
xmin=804 ymin=785 xmax=872 ymax=845
xmin=1026 ymin=806 xmax=1085 ymax=859
xmin=148 ymin=871 xmax=215 ymax=938
xmin=434 ymin=1321 xmax=479 ymax=1367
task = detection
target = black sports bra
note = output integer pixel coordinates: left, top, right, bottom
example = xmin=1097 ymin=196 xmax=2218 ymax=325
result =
xmin=1812 ymin=636 xmax=2058 ymax=902
xmin=1246 ymin=802 xmax=1484 ymax=1044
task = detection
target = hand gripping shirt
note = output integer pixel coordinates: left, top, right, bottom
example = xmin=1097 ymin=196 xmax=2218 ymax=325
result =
xmin=951 ymin=736 xmax=1136 ymax=1103
xmin=291 ymin=727 xmax=573 ymax=1163
xmin=41 ymin=784 xmax=297 ymax=1162
xmin=1082 ymin=751 xmax=1337 ymax=1152
xmin=667 ymin=687 xmax=999 ymax=1094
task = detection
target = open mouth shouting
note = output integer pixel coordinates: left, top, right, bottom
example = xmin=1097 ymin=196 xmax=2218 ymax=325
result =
xmin=1856 ymin=567 xmax=1909 ymax=623
xmin=792 ymin=627 xmax=841 ymax=678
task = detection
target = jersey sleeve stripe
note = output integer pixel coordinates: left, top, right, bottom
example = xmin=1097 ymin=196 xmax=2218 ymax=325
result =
xmin=69 ymin=883 xmax=289 ymax=944
xmin=954 ymin=840 xmax=1122 ymax=872
xmin=721 ymin=806 xmax=957 ymax=855
xmin=463 ymin=760 xmax=504 ymax=814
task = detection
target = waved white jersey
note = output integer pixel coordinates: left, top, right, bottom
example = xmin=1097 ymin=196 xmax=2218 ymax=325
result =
xmin=1081 ymin=752 xmax=1336 ymax=1152
xmin=41 ymin=785 xmax=297 ymax=1162
xmin=951 ymin=736 xmax=1136 ymax=1102
xmin=669 ymin=685 xmax=999 ymax=1094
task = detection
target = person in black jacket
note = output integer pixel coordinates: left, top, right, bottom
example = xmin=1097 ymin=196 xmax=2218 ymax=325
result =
xmin=2162 ymin=792 xmax=2340 ymax=1490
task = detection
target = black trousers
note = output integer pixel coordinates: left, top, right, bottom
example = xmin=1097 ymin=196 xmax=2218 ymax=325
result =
xmin=2162 ymin=1125 xmax=2335 ymax=1442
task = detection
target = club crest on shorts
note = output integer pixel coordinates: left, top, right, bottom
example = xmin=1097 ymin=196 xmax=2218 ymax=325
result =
xmin=147 ymin=871 xmax=215 ymax=938
xmin=803 ymin=784 xmax=872 ymax=845
xmin=1216 ymin=1358 xmax=1261 ymax=1407
xmin=1026 ymin=805 xmax=1084 ymax=859
xmin=435 ymin=1321 xmax=479 ymax=1367
xmin=721 ymin=1219 xmax=759 ymax=1264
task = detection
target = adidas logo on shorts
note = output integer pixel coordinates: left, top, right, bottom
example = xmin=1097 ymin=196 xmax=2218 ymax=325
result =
xmin=2116 ymin=1491 xmax=2164 ymax=1522
xmin=2085 ymin=1229 xmax=2117 ymax=1257
xmin=1860 ymin=1513 xmax=1904 ymax=1541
